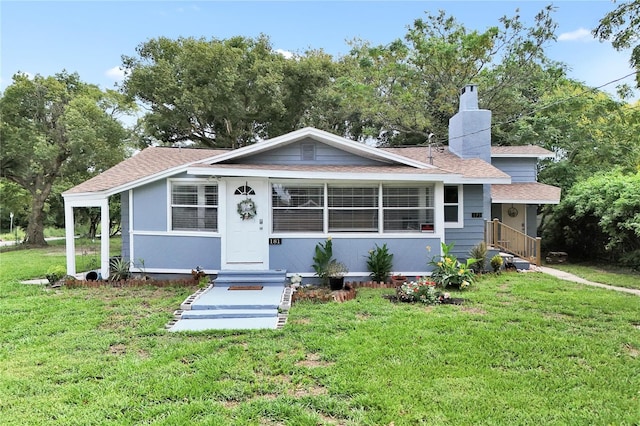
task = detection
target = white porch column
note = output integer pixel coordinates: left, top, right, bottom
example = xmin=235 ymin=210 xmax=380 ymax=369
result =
xmin=64 ymin=202 xmax=76 ymax=276
xmin=100 ymin=198 xmax=110 ymax=279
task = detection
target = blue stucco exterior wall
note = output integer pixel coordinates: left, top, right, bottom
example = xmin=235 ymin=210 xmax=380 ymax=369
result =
xmin=133 ymin=235 xmax=221 ymax=271
xmin=491 ymin=158 xmax=537 ymax=182
xmin=269 ymin=236 xmax=442 ymax=278
xmin=132 ymin=180 xmax=167 ymax=231
xmin=120 ymin=192 xmax=130 ymax=260
xmin=445 ymin=184 xmax=485 ymax=259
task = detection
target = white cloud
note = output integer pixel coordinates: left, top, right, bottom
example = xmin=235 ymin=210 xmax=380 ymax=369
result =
xmin=276 ymin=49 xmax=294 ymax=59
xmin=105 ymin=66 xmax=125 ymax=81
xmin=558 ymin=28 xmax=594 ymax=42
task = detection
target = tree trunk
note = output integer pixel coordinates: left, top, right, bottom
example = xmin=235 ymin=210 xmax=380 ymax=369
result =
xmin=24 ymin=190 xmax=48 ymax=246
xmin=23 ymin=177 xmax=54 ymax=246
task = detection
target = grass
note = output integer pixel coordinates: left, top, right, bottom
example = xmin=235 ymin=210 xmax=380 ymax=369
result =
xmin=547 ymin=262 xmax=640 ymax=290
xmin=0 ymin=237 xmax=121 ymax=281
xmin=1 ymin=249 xmax=639 ymax=425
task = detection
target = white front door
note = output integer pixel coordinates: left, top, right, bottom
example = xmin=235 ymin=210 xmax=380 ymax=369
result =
xmin=223 ymin=178 xmax=269 ymax=270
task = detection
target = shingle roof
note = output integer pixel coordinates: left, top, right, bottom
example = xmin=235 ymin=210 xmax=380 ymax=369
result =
xmin=64 ymin=147 xmax=228 ymax=195
xmin=383 ymin=147 xmax=510 ymax=179
xmin=491 ymin=146 xmax=554 ymax=157
xmin=64 ymin=142 xmax=512 ymax=197
xmin=491 ymin=182 xmax=561 ymax=204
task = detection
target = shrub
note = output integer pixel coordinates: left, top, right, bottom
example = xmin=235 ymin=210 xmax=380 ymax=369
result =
xmin=469 ymin=241 xmax=487 ymax=273
xmin=312 ymin=237 xmax=334 ymax=285
xmin=109 ymin=257 xmax=131 ymax=281
xmin=366 ymin=243 xmax=394 ymax=283
xmin=45 ymin=265 xmax=66 ymax=284
xmin=490 ymin=254 xmax=504 ymax=273
xmin=396 ymin=277 xmax=439 ymax=304
xmin=429 ymin=242 xmax=477 ymax=289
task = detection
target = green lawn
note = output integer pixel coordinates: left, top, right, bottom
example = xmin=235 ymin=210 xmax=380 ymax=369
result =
xmin=1 ymin=249 xmax=639 ymax=425
xmin=547 ymin=262 xmax=640 ymax=290
xmin=0 ymin=237 xmax=121 ymax=281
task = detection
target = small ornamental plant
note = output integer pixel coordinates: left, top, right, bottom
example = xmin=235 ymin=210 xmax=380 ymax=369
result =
xmin=429 ymin=242 xmax=477 ymax=289
xmin=312 ymin=237 xmax=334 ymax=286
xmin=396 ymin=277 xmax=439 ymax=304
xmin=366 ymin=243 xmax=394 ymax=283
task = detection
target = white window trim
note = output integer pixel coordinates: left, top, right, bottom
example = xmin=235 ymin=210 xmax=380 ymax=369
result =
xmin=167 ymin=178 xmax=220 ymax=234
xmin=444 ymin=184 xmax=464 ymax=228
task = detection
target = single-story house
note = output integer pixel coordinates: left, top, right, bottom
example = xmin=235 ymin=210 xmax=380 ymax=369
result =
xmin=62 ymin=84 xmax=560 ymax=280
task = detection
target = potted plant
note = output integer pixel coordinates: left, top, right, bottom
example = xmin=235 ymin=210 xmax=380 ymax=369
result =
xmin=391 ymin=273 xmax=407 ymax=286
xmin=326 ymin=261 xmax=348 ymax=290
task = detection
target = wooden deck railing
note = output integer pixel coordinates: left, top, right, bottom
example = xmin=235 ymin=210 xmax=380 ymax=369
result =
xmin=485 ymin=219 xmax=542 ymax=266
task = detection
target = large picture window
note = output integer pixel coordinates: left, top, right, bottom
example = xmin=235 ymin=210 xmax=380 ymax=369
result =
xmin=171 ymin=183 xmax=218 ymax=231
xmin=271 ymin=183 xmax=435 ymax=234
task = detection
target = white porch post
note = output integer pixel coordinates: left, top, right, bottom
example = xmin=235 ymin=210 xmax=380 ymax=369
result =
xmin=100 ymin=198 xmax=110 ymax=279
xmin=64 ymin=202 xmax=76 ymax=276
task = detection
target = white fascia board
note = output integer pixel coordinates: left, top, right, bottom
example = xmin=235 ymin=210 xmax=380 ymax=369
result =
xmin=187 ymin=166 xmax=512 ymax=184
xmin=62 ymin=165 xmax=194 ymax=200
xmin=205 ymin=127 xmax=435 ymax=170
xmin=186 ymin=166 xmax=454 ymax=182
xmin=444 ymin=176 xmax=512 ymax=184
xmin=492 ymin=198 xmax=560 ymax=204
xmin=491 ymin=153 xmax=554 ymax=159
xmin=63 ymin=194 xmax=110 ymax=207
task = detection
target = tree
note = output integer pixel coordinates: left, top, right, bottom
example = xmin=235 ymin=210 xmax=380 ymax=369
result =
xmin=0 ymin=72 xmax=131 ymax=246
xmin=542 ymin=171 xmax=640 ymax=267
xmin=321 ymin=6 xmax=565 ymax=146
xmin=593 ymin=0 xmax=640 ymax=88
xmin=122 ymin=35 xmax=336 ymax=148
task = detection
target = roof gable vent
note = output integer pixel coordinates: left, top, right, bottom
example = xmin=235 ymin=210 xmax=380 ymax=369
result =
xmin=301 ymin=143 xmax=316 ymax=161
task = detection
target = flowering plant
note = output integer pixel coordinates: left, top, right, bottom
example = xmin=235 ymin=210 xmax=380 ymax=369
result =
xmin=429 ymin=242 xmax=477 ymax=289
xmin=396 ymin=277 xmax=439 ymax=304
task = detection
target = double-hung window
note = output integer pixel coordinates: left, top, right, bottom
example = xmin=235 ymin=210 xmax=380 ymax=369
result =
xmin=171 ymin=183 xmax=218 ymax=232
xmin=444 ymin=185 xmax=462 ymax=225
xmin=383 ymin=186 xmax=434 ymax=232
xmin=328 ymin=186 xmax=378 ymax=232
xmin=272 ymin=184 xmax=324 ymax=232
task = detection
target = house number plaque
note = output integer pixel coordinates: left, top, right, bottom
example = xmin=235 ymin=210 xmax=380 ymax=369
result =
xmin=269 ymin=238 xmax=282 ymax=245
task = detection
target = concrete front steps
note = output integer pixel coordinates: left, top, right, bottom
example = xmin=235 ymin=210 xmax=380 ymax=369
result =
xmin=168 ymin=270 xmax=290 ymax=332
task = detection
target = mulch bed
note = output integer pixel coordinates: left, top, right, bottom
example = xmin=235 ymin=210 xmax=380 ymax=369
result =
xmin=62 ymin=278 xmax=199 ymax=289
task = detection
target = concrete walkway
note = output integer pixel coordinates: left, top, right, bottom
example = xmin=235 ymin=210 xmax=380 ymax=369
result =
xmin=539 ymin=266 xmax=640 ymax=297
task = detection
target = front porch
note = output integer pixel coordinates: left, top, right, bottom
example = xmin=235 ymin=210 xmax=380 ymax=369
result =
xmin=485 ymin=218 xmax=542 ymax=266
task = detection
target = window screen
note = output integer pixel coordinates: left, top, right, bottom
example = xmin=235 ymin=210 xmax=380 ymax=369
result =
xmin=171 ymin=184 xmax=218 ymax=231
xmin=383 ymin=186 xmax=434 ymax=232
xmin=272 ymin=184 xmax=324 ymax=232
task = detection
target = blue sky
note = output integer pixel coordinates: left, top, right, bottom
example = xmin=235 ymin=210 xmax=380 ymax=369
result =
xmin=1 ymin=1 xmax=637 ymax=101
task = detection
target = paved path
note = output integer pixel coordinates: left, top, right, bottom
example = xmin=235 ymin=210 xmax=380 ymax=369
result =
xmin=539 ymin=266 xmax=640 ymax=297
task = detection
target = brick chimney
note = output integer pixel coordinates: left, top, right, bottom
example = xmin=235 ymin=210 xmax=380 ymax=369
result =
xmin=448 ymin=84 xmax=491 ymax=163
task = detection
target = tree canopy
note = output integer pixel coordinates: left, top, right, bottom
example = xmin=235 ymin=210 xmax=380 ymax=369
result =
xmin=122 ymin=35 xmax=336 ymax=148
xmin=0 ymin=72 xmax=132 ymax=245
xmin=593 ymin=0 xmax=640 ymax=88
xmin=323 ymin=6 xmax=565 ymax=146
